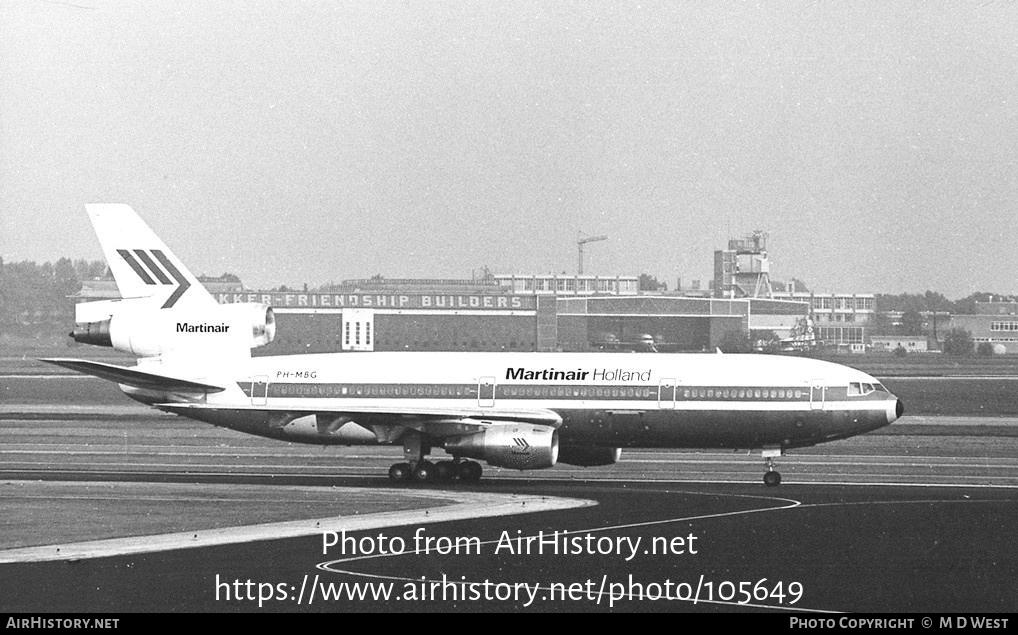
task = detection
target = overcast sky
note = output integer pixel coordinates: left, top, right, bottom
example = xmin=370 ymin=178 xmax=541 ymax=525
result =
xmin=2 ymin=1 xmax=1017 ymax=297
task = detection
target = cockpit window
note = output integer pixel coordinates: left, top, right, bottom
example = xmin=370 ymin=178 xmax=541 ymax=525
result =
xmin=874 ymin=383 xmax=887 ymax=392
xmin=849 ymin=382 xmax=876 ymax=396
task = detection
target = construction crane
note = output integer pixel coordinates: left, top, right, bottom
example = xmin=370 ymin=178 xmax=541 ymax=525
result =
xmin=577 ymin=234 xmax=608 ymax=275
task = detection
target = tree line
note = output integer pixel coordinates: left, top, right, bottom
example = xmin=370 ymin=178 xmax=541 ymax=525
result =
xmin=0 ymin=258 xmax=107 ymax=337
xmin=875 ymin=290 xmax=1017 ymax=315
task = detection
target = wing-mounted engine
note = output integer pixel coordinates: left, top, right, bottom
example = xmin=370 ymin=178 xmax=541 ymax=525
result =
xmin=71 ymin=299 xmax=275 ymax=357
xmin=443 ymin=424 xmax=559 ymax=470
xmin=558 ymin=446 xmax=622 ymax=467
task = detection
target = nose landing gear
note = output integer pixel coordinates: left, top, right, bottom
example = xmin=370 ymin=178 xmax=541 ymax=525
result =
xmin=762 ymin=447 xmax=783 ymax=487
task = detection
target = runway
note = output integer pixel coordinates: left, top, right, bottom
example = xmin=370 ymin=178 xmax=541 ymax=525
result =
xmin=3 ymin=406 xmax=1018 ymax=487
xmin=2 ymin=478 xmax=1016 ymax=612
xmin=2 ymin=402 xmax=1018 ymax=612
xmin=3 ymin=370 xmax=1018 ymax=612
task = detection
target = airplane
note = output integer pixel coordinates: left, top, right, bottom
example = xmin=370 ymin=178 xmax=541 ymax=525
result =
xmin=46 ymin=204 xmax=904 ymax=487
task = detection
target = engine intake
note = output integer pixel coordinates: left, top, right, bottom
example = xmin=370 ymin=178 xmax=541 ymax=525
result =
xmin=220 ymin=303 xmax=276 ymax=348
xmin=444 ymin=424 xmax=559 ymax=470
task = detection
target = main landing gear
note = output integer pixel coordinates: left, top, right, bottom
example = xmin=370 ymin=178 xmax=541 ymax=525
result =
xmin=387 ymin=431 xmax=483 ymax=484
xmin=762 ymin=447 xmax=783 ymax=487
xmin=387 ymin=459 xmax=483 ymax=483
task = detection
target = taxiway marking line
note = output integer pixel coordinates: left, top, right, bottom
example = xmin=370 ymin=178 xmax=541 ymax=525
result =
xmin=0 ymin=490 xmax=596 ymax=564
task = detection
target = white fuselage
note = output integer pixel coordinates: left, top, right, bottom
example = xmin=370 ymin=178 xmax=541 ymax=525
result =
xmin=149 ymin=351 xmax=900 ymax=452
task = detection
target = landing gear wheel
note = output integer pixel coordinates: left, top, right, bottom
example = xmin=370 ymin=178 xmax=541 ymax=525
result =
xmin=434 ymin=461 xmax=458 ymax=482
xmin=412 ymin=461 xmax=434 ymax=483
xmin=457 ymin=461 xmax=483 ymax=482
xmin=388 ymin=463 xmax=412 ymax=482
xmin=762 ymin=449 xmax=783 ymax=487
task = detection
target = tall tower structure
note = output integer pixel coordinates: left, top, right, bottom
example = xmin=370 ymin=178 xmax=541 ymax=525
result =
xmin=713 ymin=230 xmax=773 ymax=299
xmin=577 ymin=234 xmax=608 ymax=274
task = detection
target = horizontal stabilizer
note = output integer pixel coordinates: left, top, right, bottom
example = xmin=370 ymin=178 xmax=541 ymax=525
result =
xmin=40 ymin=358 xmax=224 ymax=393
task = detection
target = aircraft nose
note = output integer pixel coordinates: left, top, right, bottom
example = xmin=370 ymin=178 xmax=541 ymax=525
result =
xmin=889 ymin=399 xmax=905 ymax=424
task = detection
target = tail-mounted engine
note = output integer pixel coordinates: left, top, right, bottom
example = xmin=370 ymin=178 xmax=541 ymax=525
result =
xmin=71 ymin=299 xmax=275 ymax=357
xmin=444 ymin=424 xmax=559 ymax=470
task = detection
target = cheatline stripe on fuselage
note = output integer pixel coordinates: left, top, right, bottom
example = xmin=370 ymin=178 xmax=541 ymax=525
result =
xmin=234 ymin=382 xmax=890 ymax=407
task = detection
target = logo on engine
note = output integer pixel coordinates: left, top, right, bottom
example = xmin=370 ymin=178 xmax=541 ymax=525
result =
xmin=512 ymin=437 xmax=531 ymax=454
xmin=117 ymin=249 xmax=191 ymax=309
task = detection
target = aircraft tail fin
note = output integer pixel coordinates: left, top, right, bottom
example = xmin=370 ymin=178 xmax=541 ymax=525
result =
xmin=84 ymin=204 xmax=215 ymax=309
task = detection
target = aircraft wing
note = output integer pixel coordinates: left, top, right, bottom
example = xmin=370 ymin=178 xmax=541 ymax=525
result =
xmin=40 ymin=358 xmax=226 ymax=393
xmin=156 ymin=402 xmax=563 ymax=430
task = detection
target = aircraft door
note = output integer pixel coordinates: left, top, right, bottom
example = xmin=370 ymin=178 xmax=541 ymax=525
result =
xmin=252 ymin=376 xmax=268 ymax=406
xmin=658 ymin=378 xmax=676 ymax=409
xmin=810 ymin=380 xmax=824 ymax=410
xmin=478 ymin=376 xmax=495 ymax=408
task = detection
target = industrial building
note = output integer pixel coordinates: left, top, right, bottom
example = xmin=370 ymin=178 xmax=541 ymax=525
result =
xmin=72 ymin=225 xmax=845 ymax=355
xmin=870 ymin=335 xmax=930 ymax=353
xmin=493 ymin=274 xmax=639 ymax=296
xmin=216 ymin=281 xmax=807 ymax=355
xmin=770 ymin=292 xmax=875 ymax=346
xmin=711 ymin=231 xmax=873 ymax=348
xmin=950 ymin=301 xmax=1018 ymax=354
xmin=76 ymin=274 xmax=807 ymax=354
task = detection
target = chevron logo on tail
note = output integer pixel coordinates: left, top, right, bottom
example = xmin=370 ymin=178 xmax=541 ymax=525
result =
xmin=116 ymin=249 xmax=191 ymax=308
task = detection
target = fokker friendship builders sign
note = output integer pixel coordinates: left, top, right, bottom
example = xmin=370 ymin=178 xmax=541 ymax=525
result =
xmin=215 ymin=293 xmax=536 ymax=311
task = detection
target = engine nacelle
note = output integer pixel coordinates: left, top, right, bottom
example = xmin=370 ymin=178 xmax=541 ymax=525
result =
xmin=217 ymin=303 xmax=276 ymax=348
xmin=444 ymin=424 xmax=559 ymax=470
xmin=71 ymin=301 xmax=275 ymax=357
xmin=557 ymin=446 xmax=622 ymax=467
